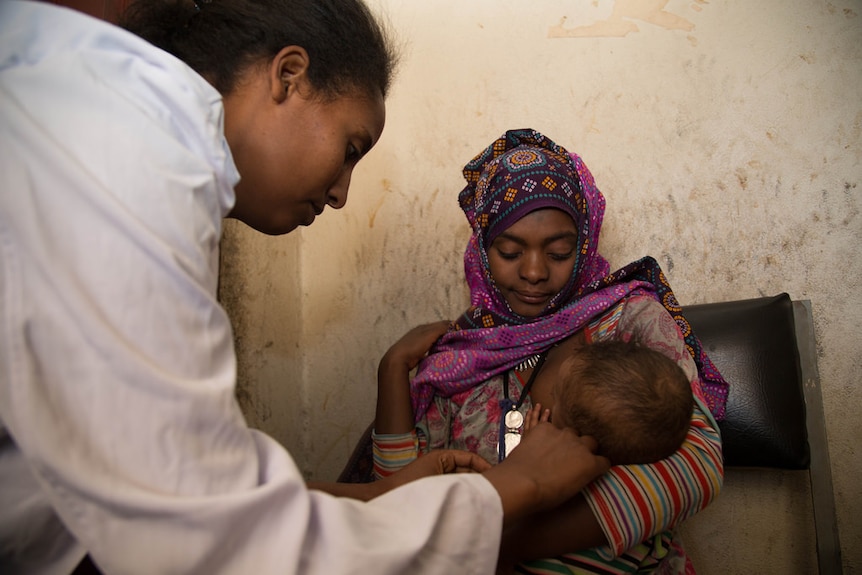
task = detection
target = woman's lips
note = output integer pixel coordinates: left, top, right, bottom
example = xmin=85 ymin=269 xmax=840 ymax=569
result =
xmin=514 ymin=291 xmax=551 ymax=305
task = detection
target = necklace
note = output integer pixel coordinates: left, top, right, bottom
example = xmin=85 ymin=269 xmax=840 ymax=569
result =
xmin=498 ymin=351 xmax=549 ymax=462
xmin=514 ymin=353 xmax=543 ymax=373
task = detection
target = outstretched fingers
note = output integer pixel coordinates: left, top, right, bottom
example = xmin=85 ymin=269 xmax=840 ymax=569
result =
xmin=523 ymin=403 xmax=551 ymax=434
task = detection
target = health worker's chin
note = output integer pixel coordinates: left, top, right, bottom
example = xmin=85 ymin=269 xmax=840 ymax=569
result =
xmin=231 ymin=212 xmax=298 ymax=236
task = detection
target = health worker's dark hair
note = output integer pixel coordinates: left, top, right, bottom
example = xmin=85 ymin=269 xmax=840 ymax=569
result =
xmin=120 ymin=0 xmax=398 ymax=99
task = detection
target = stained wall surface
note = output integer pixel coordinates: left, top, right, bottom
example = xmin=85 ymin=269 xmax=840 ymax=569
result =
xmin=219 ymin=1 xmax=861 ymax=572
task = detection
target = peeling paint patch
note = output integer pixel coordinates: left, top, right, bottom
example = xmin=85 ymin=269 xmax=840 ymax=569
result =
xmin=549 ymin=0 xmax=703 ymax=38
xmin=662 ymin=252 xmax=675 ymax=273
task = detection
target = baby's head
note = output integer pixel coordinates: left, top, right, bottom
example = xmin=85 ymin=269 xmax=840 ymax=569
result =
xmin=550 ymin=340 xmax=693 ymax=465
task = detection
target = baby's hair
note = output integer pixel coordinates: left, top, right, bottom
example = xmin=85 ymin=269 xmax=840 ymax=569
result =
xmin=120 ymin=0 xmax=398 ymax=99
xmin=556 ymin=339 xmax=693 ymax=465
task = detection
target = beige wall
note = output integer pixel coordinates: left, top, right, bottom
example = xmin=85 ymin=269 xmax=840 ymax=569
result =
xmin=220 ymin=1 xmax=861 ymax=572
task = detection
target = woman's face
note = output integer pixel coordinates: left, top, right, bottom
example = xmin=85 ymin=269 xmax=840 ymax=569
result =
xmin=224 ymin=50 xmax=386 ymax=235
xmin=487 ymin=208 xmax=579 ymax=318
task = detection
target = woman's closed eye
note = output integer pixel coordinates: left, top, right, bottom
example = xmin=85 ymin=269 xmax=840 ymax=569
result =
xmin=492 ymin=247 xmax=572 ymax=261
xmin=496 ymin=249 xmax=522 ymax=260
xmin=548 ymin=250 xmax=574 ymax=261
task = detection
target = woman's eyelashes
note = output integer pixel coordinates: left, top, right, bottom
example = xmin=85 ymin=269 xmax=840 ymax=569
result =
xmin=549 ymin=250 xmax=574 ymax=261
xmin=345 ymin=143 xmax=360 ymax=163
xmin=497 ymin=249 xmax=521 ymax=260
xmin=494 ymin=249 xmax=575 ymax=261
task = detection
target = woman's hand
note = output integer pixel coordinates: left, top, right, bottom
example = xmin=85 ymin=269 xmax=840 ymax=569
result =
xmin=375 ymin=321 xmax=450 ymax=435
xmin=389 ymin=448 xmax=491 ymax=482
xmin=380 ymin=320 xmax=451 ymax=372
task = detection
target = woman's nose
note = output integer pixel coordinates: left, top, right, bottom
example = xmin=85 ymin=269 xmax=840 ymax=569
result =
xmin=520 ymin=253 xmax=548 ymax=283
xmin=327 ymin=168 xmax=352 ymax=209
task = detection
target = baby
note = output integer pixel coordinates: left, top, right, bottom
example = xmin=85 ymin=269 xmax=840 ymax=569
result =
xmin=522 ymin=335 xmax=694 ymax=465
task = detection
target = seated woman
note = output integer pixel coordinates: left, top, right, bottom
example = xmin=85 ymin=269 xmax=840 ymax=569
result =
xmin=373 ymin=129 xmax=728 ymax=574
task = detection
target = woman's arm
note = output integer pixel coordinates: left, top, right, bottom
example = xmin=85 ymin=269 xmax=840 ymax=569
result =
xmin=320 ymin=426 xmax=611 ymax=535
xmin=497 ymin=410 xmax=723 ymax=565
xmin=497 ymin=494 xmax=606 ymax=573
xmin=374 ymin=321 xmax=450 ymax=434
xmin=372 ymin=321 xmax=451 ymax=479
xmin=499 ymin=378 xmax=723 ymax=566
xmin=579 ymin=295 xmax=724 ymax=556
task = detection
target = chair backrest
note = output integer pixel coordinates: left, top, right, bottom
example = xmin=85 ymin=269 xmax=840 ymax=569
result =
xmin=683 ymin=294 xmax=842 ymax=574
xmin=682 ymin=293 xmax=808 ymax=468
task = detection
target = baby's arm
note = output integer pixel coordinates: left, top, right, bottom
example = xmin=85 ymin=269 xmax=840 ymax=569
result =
xmin=580 ymin=295 xmax=723 ymax=555
xmin=375 ymin=320 xmax=450 ymax=434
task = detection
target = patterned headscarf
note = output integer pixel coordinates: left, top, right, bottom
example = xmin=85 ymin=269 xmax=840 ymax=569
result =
xmin=456 ymin=129 xmax=608 ymax=325
xmin=409 ymin=129 xmax=728 ymax=422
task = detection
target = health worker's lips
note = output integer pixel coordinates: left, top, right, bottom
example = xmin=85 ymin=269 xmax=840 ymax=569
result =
xmin=302 ymin=203 xmax=325 ymax=226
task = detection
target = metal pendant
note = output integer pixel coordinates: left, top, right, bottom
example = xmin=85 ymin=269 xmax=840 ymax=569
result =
xmin=502 ymin=407 xmax=525 ymax=459
xmin=504 ymin=431 xmax=522 ymax=457
xmin=504 ymin=409 xmax=524 ymax=430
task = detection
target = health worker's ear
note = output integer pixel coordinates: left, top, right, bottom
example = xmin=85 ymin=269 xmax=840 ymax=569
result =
xmin=269 ymin=45 xmax=312 ymax=103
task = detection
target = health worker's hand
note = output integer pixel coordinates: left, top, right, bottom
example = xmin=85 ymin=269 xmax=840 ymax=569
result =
xmin=311 ymin=449 xmax=491 ymax=501
xmin=371 ymin=449 xmax=492 ymax=496
xmin=483 ymin=423 xmax=610 ymax=526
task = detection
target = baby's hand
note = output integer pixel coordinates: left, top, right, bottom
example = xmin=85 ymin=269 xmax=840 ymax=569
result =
xmin=524 ymin=403 xmax=551 ymax=435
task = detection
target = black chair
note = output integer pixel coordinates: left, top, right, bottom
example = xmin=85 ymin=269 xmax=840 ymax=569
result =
xmin=338 ymin=293 xmax=843 ymax=573
xmin=683 ymin=293 xmax=842 ymax=574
